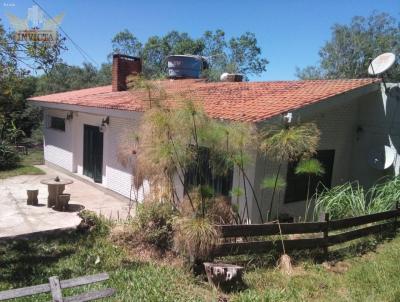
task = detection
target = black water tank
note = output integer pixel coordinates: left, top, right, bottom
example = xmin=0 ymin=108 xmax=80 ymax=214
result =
xmin=167 ymin=55 xmax=207 ymax=78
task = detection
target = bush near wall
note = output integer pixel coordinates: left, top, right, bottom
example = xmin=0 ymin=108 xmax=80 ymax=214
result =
xmin=0 ymin=142 xmax=21 ymax=170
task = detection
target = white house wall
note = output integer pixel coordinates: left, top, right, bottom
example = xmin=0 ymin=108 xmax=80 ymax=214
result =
xmin=43 ymin=107 xmax=146 ymax=200
xmin=43 ymin=109 xmax=74 ymax=171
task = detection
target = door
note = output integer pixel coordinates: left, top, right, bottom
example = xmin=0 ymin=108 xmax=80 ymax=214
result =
xmin=83 ymin=124 xmax=103 ymax=183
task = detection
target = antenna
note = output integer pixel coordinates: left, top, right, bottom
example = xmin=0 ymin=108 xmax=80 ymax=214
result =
xmin=368 ymin=53 xmax=396 ymax=91
xmin=367 ymin=145 xmax=396 ymax=170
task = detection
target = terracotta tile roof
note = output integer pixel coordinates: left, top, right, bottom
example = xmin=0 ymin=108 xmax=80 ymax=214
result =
xmin=29 ymin=78 xmax=380 ymax=122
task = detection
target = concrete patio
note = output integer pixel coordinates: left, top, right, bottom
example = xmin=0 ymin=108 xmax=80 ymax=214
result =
xmin=0 ymin=165 xmax=133 ymax=238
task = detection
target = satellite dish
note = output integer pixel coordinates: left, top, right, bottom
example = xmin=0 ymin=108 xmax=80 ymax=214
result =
xmin=367 ymin=145 xmax=396 ymax=170
xmin=368 ymin=53 xmax=396 ymax=75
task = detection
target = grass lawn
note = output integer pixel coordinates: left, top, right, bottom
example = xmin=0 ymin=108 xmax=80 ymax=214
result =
xmin=1 ymin=219 xmax=400 ymax=301
xmin=0 ymin=149 xmax=45 ymax=179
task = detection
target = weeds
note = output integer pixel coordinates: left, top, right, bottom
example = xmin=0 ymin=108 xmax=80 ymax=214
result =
xmin=314 ymin=177 xmax=400 ymax=219
xmin=1 ymin=211 xmax=400 ymax=301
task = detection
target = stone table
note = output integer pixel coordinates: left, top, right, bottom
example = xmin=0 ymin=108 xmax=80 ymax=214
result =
xmin=41 ymin=177 xmax=73 ymax=208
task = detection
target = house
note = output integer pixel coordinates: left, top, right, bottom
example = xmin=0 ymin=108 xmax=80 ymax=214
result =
xmin=29 ymin=54 xmax=400 ymax=222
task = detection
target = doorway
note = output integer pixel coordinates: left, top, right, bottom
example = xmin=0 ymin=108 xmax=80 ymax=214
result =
xmin=83 ymin=124 xmax=103 ymax=183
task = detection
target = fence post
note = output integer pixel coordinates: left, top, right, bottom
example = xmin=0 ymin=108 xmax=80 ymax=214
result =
xmin=49 ymin=276 xmax=63 ymax=302
xmin=323 ymin=213 xmax=330 ymax=261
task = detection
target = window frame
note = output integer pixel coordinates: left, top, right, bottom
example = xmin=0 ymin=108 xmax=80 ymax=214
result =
xmin=284 ymin=149 xmax=335 ymax=204
xmin=48 ymin=116 xmax=66 ymax=132
xmin=184 ymin=146 xmax=234 ymax=197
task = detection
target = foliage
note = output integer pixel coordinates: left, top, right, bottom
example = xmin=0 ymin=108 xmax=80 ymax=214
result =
xmin=180 ymin=189 xmax=237 ymax=224
xmin=78 ymin=210 xmax=113 ymax=236
xmin=260 ymin=123 xmax=320 ymax=162
xmin=173 ymin=216 xmax=219 ymax=259
xmin=0 ymin=141 xmax=20 ymax=170
xmin=261 ymin=176 xmax=286 ymax=190
xmin=0 ymin=75 xmax=40 ymax=143
xmin=22 ymin=125 xmax=44 ymax=146
xmin=0 ymin=229 xmax=211 ymax=301
xmin=34 ymin=62 xmax=112 ymax=95
xmin=0 ymin=165 xmax=44 ymax=179
xmin=126 ymin=74 xmax=167 ymax=109
xmin=0 ymin=18 xmax=65 ymax=143
xmin=295 ymin=158 xmax=325 ymax=176
xmin=3 ymin=218 xmax=400 ymax=301
xmin=111 ymin=29 xmax=142 ymax=58
xmin=0 ymin=148 xmax=44 ymax=178
xmin=0 ymin=19 xmax=66 ymax=76
xmin=132 ymin=81 xmax=260 ymax=221
xmin=314 ymin=177 xmax=400 ymax=219
xmin=260 ymin=122 xmax=320 ymax=220
xmin=110 ymin=29 xmax=268 ymax=80
xmin=295 ymin=158 xmax=325 ymax=221
xmin=134 ymin=201 xmax=176 ymax=249
xmin=207 ymin=196 xmax=237 ymax=224
xmin=297 ymin=12 xmax=400 ymax=81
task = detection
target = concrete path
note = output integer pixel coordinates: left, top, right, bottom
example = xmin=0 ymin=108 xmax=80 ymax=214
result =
xmin=0 ymin=165 xmax=132 ymax=238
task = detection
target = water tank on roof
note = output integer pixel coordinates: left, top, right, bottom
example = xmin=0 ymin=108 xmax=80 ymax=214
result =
xmin=167 ymin=55 xmax=208 ymax=79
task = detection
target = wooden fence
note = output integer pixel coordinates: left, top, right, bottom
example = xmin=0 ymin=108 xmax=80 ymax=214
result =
xmin=213 ymin=205 xmax=400 ymax=257
xmin=0 ymin=273 xmax=115 ymax=302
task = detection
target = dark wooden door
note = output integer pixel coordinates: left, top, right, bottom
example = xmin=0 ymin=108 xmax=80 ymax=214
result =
xmin=83 ymin=125 xmax=103 ymax=183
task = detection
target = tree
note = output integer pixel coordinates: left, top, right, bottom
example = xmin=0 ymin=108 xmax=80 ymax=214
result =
xmin=228 ymin=32 xmax=269 ymax=78
xmin=35 ymin=62 xmax=111 ymax=95
xmin=111 ymin=29 xmax=142 ymax=57
xmin=0 ymin=18 xmax=66 ymax=143
xmin=0 ymin=19 xmax=66 ymax=76
xmin=110 ymin=29 xmax=268 ymax=80
xmin=297 ymin=12 xmax=400 ymax=81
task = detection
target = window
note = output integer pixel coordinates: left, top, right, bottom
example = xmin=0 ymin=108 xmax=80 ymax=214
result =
xmin=49 ymin=116 xmax=65 ymax=131
xmin=184 ymin=147 xmax=233 ymax=196
xmin=284 ymin=150 xmax=335 ymax=203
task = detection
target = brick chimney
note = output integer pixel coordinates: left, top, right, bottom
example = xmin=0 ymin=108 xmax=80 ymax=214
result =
xmin=112 ymin=54 xmax=142 ymax=92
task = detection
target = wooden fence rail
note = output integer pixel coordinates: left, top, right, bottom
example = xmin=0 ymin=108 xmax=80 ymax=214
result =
xmin=213 ymin=206 xmax=400 ymax=257
xmin=0 ymin=273 xmax=115 ymax=302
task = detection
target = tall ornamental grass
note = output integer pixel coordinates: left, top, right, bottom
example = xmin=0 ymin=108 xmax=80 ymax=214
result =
xmin=314 ymin=177 xmax=400 ymax=220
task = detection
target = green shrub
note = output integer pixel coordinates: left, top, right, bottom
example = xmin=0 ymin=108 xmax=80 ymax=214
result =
xmin=78 ymin=210 xmax=112 ymax=236
xmin=314 ymin=177 xmax=399 ymax=219
xmin=173 ymin=217 xmax=219 ymax=259
xmin=135 ymin=201 xmax=176 ymax=249
xmin=0 ymin=141 xmax=21 ymax=170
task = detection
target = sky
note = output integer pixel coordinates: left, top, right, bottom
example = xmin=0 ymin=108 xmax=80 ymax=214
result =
xmin=1 ymin=0 xmax=399 ymax=81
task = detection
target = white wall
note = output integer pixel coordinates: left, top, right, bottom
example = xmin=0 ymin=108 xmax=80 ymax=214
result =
xmin=43 ymin=109 xmax=74 ymax=171
xmin=43 ymin=107 xmax=148 ymax=200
